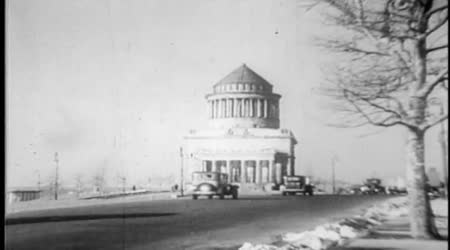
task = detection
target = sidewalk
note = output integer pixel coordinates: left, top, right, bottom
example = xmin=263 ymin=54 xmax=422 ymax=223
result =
xmin=330 ymin=198 xmax=448 ymax=250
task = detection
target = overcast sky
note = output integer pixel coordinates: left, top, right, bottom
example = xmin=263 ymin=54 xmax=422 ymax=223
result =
xmin=6 ymin=0 xmax=444 ymax=188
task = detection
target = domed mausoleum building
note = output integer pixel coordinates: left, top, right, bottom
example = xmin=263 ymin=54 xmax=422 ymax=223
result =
xmin=183 ymin=64 xmax=297 ymax=192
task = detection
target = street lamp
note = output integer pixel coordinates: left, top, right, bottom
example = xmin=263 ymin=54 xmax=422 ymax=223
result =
xmin=180 ymin=147 xmax=184 ymax=197
xmin=331 ymin=155 xmax=338 ymax=195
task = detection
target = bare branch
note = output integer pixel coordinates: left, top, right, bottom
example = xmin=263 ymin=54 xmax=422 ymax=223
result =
xmin=422 ymin=113 xmax=449 ymax=131
xmin=427 ymin=44 xmax=448 ymax=54
xmin=342 ymin=87 xmax=416 ymax=129
xmin=426 ymin=4 xmax=448 ymax=19
xmin=419 ymin=69 xmax=449 ymax=97
xmin=425 ymin=12 xmax=448 ymax=37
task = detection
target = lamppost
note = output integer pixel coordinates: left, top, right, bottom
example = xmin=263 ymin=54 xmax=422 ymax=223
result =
xmin=331 ymin=155 xmax=338 ymax=194
xmin=180 ymin=147 xmax=184 ymax=197
xmin=54 ymin=152 xmax=59 ymax=200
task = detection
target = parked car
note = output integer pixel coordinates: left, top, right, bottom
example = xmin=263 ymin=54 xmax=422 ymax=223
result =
xmin=279 ymin=175 xmax=314 ymax=196
xmin=362 ymin=178 xmax=387 ymax=194
xmin=191 ymin=171 xmax=239 ymax=200
xmin=386 ymin=186 xmax=407 ymax=195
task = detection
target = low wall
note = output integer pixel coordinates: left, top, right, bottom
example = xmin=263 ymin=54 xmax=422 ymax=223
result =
xmin=6 ymin=191 xmax=177 ymax=214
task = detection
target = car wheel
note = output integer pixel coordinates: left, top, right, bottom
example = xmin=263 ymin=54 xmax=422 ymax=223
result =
xmin=192 ymin=195 xmax=198 ymax=200
xmin=282 ymin=192 xmax=286 ymax=196
xmin=309 ymin=191 xmax=314 ymax=196
xmin=208 ymin=195 xmax=213 ymax=199
xmin=219 ymin=193 xmax=225 ymax=199
xmin=232 ymin=190 xmax=238 ymax=199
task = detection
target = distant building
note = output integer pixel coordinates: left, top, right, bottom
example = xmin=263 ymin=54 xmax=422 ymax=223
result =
xmin=183 ymin=64 xmax=298 ymax=192
xmin=7 ymin=189 xmax=41 ymax=203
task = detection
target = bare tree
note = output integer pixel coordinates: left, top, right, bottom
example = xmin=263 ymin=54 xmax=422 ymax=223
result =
xmin=309 ymin=0 xmax=448 ymax=239
xmin=92 ymin=168 xmax=106 ymax=195
xmin=116 ymin=172 xmax=127 ymax=193
xmin=75 ymin=174 xmax=84 ymax=198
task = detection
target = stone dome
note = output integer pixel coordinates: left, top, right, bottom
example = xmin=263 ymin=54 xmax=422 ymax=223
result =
xmin=206 ymin=64 xmax=281 ymax=129
xmin=213 ymin=64 xmax=273 ymax=94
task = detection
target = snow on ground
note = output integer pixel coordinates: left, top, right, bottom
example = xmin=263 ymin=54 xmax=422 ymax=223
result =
xmin=431 ymin=198 xmax=448 ymax=217
xmin=239 ymin=196 xmax=447 ymax=250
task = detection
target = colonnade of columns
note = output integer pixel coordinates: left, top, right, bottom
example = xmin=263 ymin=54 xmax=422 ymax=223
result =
xmin=207 ymin=98 xmax=278 ymax=119
xmin=202 ymin=159 xmax=286 ymax=184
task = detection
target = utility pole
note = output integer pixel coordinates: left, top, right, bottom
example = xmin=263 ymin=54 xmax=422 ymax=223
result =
xmin=54 ymin=152 xmax=59 ymax=200
xmin=180 ymin=147 xmax=184 ymax=197
xmin=120 ymin=176 xmax=126 ymax=193
xmin=438 ymin=102 xmax=448 ymax=197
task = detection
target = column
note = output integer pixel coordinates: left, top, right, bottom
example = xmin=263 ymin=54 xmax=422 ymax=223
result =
xmin=224 ymin=99 xmax=228 ymax=118
xmin=209 ymin=101 xmax=213 ymax=118
xmin=246 ymin=99 xmax=250 ymax=117
xmin=257 ymin=99 xmax=261 ymax=117
xmin=221 ymin=99 xmax=224 ymax=118
xmin=216 ymin=99 xmax=221 ymax=118
xmin=213 ymin=160 xmax=218 ymax=172
xmin=249 ymin=98 xmax=254 ymax=117
xmin=269 ymin=160 xmax=274 ymax=183
xmin=276 ymin=163 xmax=282 ymax=184
xmin=263 ymin=99 xmax=268 ymax=118
xmin=287 ymin=157 xmax=292 ymax=176
xmin=241 ymin=160 xmax=246 ymax=184
xmin=227 ymin=160 xmax=231 ymax=182
xmin=218 ymin=99 xmax=221 ymax=118
xmin=233 ymin=98 xmax=238 ymax=117
xmin=202 ymin=160 xmax=207 ymax=171
xmin=275 ymin=102 xmax=279 ymax=119
xmin=230 ymin=99 xmax=234 ymax=118
xmin=222 ymin=99 xmax=226 ymax=118
xmin=256 ymin=160 xmax=261 ymax=184
xmin=214 ymin=100 xmax=218 ymax=118
xmin=207 ymin=101 xmax=211 ymax=118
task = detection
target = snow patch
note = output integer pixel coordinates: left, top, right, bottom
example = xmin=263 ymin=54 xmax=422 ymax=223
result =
xmin=238 ymin=196 xmax=415 ymax=250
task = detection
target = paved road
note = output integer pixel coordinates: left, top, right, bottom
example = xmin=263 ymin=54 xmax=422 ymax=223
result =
xmin=6 ymin=195 xmax=390 ymax=250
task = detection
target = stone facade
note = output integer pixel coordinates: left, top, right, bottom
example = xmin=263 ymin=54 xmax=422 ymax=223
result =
xmin=183 ymin=64 xmax=297 ymax=192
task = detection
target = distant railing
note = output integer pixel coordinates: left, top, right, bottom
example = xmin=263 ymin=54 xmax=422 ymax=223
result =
xmin=80 ymin=189 xmax=171 ymax=200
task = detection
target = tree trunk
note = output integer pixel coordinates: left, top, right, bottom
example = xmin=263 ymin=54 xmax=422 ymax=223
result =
xmin=405 ymin=128 xmax=440 ymax=239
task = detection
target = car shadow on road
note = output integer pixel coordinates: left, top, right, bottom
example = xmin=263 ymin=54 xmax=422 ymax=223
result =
xmin=5 ymin=212 xmax=178 ymax=225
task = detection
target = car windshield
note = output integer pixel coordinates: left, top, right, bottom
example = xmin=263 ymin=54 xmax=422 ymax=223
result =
xmin=285 ymin=176 xmax=302 ymax=182
xmin=192 ymin=173 xmax=219 ymax=182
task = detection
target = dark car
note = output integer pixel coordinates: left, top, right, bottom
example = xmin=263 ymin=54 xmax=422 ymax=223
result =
xmin=279 ymin=175 xmax=314 ymax=196
xmin=191 ymin=171 xmax=238 ymax=200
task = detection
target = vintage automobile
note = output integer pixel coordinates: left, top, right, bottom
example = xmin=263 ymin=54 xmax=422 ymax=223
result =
xmin=279 ymin=175 xmax=314 ymax=196
xmin=363 ymin=178 xmax=386 ymax=194
xmin=191 ymin=171 xmax=239 ymax=200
